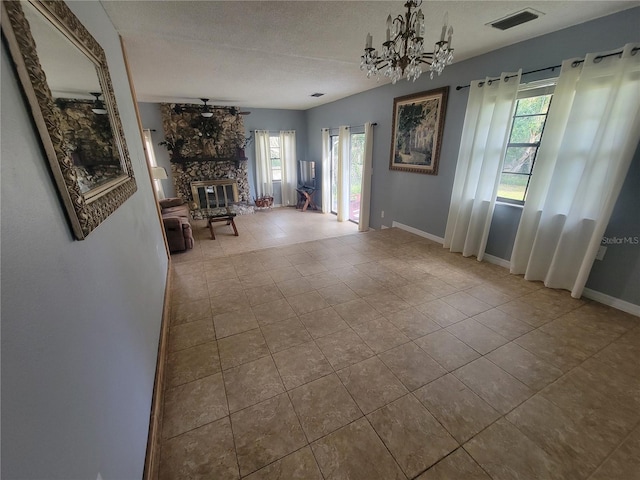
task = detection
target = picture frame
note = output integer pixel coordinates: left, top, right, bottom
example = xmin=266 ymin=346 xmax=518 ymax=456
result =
xmin=389 ymin=86 xmax=449 ymax=175
xmin=1 ymin=0 xmax=137 ymax=240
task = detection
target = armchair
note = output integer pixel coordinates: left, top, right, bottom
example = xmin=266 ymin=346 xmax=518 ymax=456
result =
xmin=159 ymin=198 xmax=194 ymax=252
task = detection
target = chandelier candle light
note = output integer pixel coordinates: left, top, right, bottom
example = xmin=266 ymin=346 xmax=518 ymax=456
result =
xmin=361 ymin=0 xmax=454 ymax=83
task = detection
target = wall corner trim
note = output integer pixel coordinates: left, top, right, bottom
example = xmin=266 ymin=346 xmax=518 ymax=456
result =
xmin=391 ymin=221 xmax=444 ymax=244
xmin=583 ymin=288 xmax=640 ymax=317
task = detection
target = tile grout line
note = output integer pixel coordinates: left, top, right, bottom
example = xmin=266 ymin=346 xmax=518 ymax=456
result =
xmin=585 ymin=417 xmax=640 ymax=480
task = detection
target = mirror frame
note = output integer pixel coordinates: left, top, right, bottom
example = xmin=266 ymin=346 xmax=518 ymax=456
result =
xmin=1 ymin=0 xmax=136 ymax=240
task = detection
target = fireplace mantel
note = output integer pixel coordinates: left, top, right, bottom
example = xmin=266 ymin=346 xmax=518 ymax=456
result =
xmin=171 ymin=155 xmax=247 ymax=167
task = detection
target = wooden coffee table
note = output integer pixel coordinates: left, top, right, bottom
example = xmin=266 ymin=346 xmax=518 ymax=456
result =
xmin=206 ymin=207 xmax=239 ymax=240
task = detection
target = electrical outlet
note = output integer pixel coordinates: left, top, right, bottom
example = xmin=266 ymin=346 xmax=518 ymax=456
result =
xmin=595 ymin=246 xmax=607 ymax=261
xmin=381 ymin=210 xmax=385 ymax=218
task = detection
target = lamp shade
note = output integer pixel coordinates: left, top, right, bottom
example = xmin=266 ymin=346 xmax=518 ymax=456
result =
xmin=90 ymin=92 xmax=107 ymax=114
xmin=91 ymin=106 xmax=107 ymax=115
xmin=151 ymin=166 xmax=168 ymax=180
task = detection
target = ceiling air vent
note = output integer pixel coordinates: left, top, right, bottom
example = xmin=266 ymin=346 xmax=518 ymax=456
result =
xmin=310 ymin=93 xmax=325 ymax=97
xmin=489 ymin=9 xmax=542 ymax=30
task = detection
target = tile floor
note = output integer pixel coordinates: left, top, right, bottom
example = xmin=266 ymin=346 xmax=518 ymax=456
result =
xmin=158 ymin=207 xmax=639 ymax=480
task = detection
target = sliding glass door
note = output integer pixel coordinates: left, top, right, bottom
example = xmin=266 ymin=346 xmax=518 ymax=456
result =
xmin=349 ymin=133 xmax=364 ymax=223
xmin=330 ymin=132 xmax=365 ymax=223
xmin=330 ymin=135 xmax=339 ymax=214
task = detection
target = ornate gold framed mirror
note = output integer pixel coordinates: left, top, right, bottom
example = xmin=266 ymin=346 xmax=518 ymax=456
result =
xmin=1 ymin=0 xmax=136 ymax=239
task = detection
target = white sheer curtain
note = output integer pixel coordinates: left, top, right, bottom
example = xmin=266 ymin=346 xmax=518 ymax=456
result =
xmin=254 ymin=130 xmax=273 ymax=198
xmin=336 ymin=126 xmax=351 ymax=222
xmin=280 ymin=130 xmax=298 ymax=206
xmin=444 ymin=71 xmax=521 ymax=260
xmin=358 ymin=122 xmax=374 ymax=231
xmin=321 ymin=129 xmax=331 ymax=213
xmin=510 ymin=43 xmax=640 ymax=298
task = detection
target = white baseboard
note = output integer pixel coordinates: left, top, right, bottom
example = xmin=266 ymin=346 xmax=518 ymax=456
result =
xmin=392 ymin=221 xmax=444 ymax=244
xmin=582 ymin=288 xmax=640 ymax=317
xmin=390 ymin=222 xmax=638 ymax=317
xmin=391 ymin=221 xmax=512 ymax=268
xmin=483 ymin=253 xmax=511 ymax=269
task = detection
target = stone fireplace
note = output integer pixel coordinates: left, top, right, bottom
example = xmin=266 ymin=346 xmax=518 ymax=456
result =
xmin=160 ymin=103 xmax=250 ymax=205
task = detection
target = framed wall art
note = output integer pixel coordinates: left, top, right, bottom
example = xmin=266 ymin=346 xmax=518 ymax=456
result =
xmin=1 ymin=0 xmax=137 ymax=240
xmin=389 ymin=86 xmax=448 ymax=175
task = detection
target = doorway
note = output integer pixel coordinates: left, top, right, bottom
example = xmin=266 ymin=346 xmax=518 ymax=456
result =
xmin=330 ymin=132 xmax=365 ymax=223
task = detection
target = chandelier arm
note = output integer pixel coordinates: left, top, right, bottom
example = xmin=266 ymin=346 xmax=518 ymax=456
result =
xmin=370 ymin=57 xmax=389 ymax=67
xmin=392 ymin=15 xmax=404 ymax=31
xmin=386 ymin=30 xmax=403 ymax=52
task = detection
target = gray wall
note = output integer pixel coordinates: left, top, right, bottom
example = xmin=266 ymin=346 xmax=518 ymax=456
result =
xmin=485 ymin=204 xmax=523 ymax=261
xmin=139 ymin=102 xmax=176 ymax=198
xmin=585 ymin=147 xmax=640 ymax=304
xmin=305 ymin=8 xmax=640 ymax=305
xmin=1 ymin=3 xmax=168 ymax=479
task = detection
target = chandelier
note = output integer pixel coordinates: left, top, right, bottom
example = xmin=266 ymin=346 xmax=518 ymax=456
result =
xmin=360 ymin=0 xmax=454 ymax=84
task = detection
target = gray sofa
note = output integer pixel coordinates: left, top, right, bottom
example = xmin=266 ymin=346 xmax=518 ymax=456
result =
xmin=159 ymin=198 xmax=194 ymax=252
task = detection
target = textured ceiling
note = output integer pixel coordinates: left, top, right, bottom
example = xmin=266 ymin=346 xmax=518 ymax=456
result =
xmin=101 ymin=1 xmax=636 ymax=110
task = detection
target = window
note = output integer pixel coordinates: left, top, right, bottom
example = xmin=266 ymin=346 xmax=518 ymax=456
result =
xmin=269 ymin=135 xmax=282 ymax=181
xmin=497 ymin=86 xmax=554 ymax=204
xmin=143 ymin=129 xmax=166 ymax=199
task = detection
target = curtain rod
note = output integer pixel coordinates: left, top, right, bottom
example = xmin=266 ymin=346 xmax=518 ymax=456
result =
xmin=249 ymin=130 xmax=303 ymax=134
xmin=455 ymin=46 xmax=639 ymax=91
xmin=322 ymin=123 xmax=378 ymax=130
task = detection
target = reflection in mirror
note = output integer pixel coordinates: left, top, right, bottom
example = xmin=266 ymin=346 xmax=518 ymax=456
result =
xmin=22 ymin=3 xmax=124 ymax=193
xmin=1 ymin=0 xmax=136 ymax=239
xmin=55 ymin=95 xmax=123 ymax=193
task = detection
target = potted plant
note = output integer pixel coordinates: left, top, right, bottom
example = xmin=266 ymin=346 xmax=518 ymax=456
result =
xmin=158 ymin=136 xmax=187 ymax=157
xmin=233 ymin=133 xmax=252 ymax=160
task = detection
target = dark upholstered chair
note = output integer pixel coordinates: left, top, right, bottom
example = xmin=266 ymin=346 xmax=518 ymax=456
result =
xmin=159 ymin=198 xmax=194 ymax=252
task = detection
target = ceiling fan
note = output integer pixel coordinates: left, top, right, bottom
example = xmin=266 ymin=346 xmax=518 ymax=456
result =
xmin=172 ymin=99 xmax=250 ymax=117
xmin=227 ymin=106 xmax=251 ymax=116
xmin=90 ymin=92 xmax=107 ymax=115
xmin=200 ymin=98 xmax=213 ymax=118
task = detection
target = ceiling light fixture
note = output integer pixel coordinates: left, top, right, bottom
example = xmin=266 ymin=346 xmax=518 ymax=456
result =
xmin=200 ymin=98 xmax=213 ymax=118
xmin=361 ymin=0 xmax=454 ymax=84
xmin=90 ymin=92 xmax=107 ymax=115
